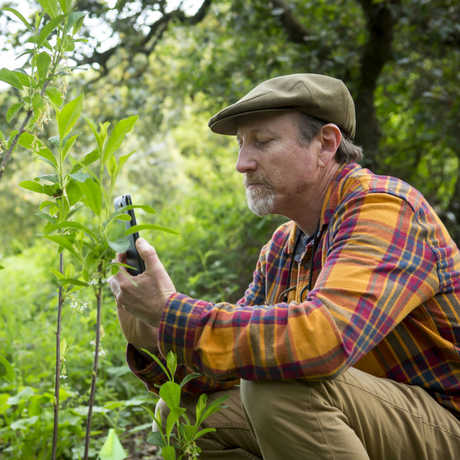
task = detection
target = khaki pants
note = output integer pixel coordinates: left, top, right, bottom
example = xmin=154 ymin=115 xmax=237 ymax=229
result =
xmin=157 ymin=367 xmax=460 ymax=459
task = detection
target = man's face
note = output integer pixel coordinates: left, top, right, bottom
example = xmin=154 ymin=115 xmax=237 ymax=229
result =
xmin=236 ymin=111 xmax=323 ymax=218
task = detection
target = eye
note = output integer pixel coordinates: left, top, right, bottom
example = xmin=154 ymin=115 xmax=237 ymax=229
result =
xmin=255 ymin=138 xmax=273 ymax=148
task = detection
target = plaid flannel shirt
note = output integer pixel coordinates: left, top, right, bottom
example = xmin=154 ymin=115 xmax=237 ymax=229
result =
xmin=128 ymin=163 xmax=460 ymax=417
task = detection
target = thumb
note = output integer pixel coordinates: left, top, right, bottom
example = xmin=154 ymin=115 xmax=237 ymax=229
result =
xmin=135 ymin=237 xmax=160 ymax=272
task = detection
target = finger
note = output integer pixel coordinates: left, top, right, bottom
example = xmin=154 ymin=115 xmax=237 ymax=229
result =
xmin=135 ymin=238 xmax=160 ymax=272
xmin=108 ymin=276 xmax=121 ymax=297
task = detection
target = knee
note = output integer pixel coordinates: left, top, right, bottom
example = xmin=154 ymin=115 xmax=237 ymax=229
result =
xmin=240 ymin=378 xmax=335 ymax=428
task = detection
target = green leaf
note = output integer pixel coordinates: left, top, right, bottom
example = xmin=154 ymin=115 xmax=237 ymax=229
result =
xmin=179 ymin=424 xmax=197 ymax=443
xmin=0 ymin=393 xmax=11 ymax=415
xmin=19 ymin=180 xmax=45 ymax=194
xmin=57 ymin=94 xmax=83 ymax=139
xmin=126 ymin=224 xmax=179 ymax=236
xmin=198 ymin=395 xmax=229 ymax=425
xmin=2 ymin=7 xmax=31 ymax=29
xmin=146 ymin=430 xmax=164 ymax=447
xmin=18 ymin=132 xmax=35 ymax=149
xmin=67 ymin=11 xmax=85 ymax=33
xmin=36 ymin=174 xmax=58 ymax=183
xmin=66 ymin=178 xmax=82 ymax=205
xmin=81 ymin=149 xmax=99 ymax=166
xmin=0 ymin=355 xmax=15 ymax=383
xmin=62 ymin=134 xmax=78 ymax=160
xmin=44 ymin=234 xmax=79 ymax=257
xmin=6 ymin=102 xmax=22 ymax=123
xmin=78 ymin=177 xmax=102 ymax=216
xmin=100 ymin=422 xmax=128 ymax=457
xmin=180 ymin=372 xmax=201 ymax=388
xmin=166 ymin=351 xmax=177 ymax=379
xmin=36 ymin=146 xmax=57 ymax=167
xmin=38 ymin=0 xmax=60 ymax=18
xmin=159 ymin=382 xmax=181 ymax=410
xmin=58 ymin=0 xmax=72 ymax=14
xmin=141 ymin=348 xmax=171 ymax=381
xmin=103 ymin=115 xmax=138 ymax=162
xmin=46 ymin=86 xmax=64 ymax=107
xmin=161 ymin=445 xmax=176 ymax=460
xmin=53 ymin=220 xmax=97 ymax=240
xmin=11 ymin=416 xmax=39 ymax=431
xmin=0 ymin=68 xmax=24 ymax=89
xmin=70 ymin=171 xmax=90 ymax=183
xmin=37 ymin=14 xmax=65 ymax=46
xmin=166 ymin=407 xmax=185 ymax=439
xmin=194 ymin=427 xmax=216 ymax=440
xmin=36 ymin=52 xmax=51 ymax=81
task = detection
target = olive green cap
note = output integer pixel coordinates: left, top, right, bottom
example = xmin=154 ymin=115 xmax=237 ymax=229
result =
xmin=208 ymin=73 xmax=356 ymax=139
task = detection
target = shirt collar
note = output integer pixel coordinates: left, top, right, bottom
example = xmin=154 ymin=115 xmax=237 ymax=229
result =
xmin=286 ymin=162 xmax=361 ymax=254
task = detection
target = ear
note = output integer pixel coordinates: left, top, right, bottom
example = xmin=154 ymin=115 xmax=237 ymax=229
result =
xmin=318 ymin=124 xmax=341 ymax=166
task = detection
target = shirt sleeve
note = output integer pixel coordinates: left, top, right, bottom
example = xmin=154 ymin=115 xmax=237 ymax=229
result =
xmin=158 ymin=192 xmax=440 ymax=382
xmin=126 ymin=243 xmax=269 ymax=394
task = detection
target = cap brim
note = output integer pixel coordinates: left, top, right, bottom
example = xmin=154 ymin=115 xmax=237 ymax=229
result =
xmin=208 ymin=107 xmax=296 ymax=135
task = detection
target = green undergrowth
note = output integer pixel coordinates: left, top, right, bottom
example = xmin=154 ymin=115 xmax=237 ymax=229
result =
xmin=0 ymin=242 xmax=151 ymax=459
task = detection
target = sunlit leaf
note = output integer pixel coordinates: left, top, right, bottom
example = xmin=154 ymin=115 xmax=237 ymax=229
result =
xmin=38 ymin=0 xmax=60 ymax=19
xmin=46 ymin=86 xmax=64 ymax=107
xmin=126 ymin=224 xmax=179 ymax=236
xmin=18 ymin=132 xmax=35 ymax=150
xmin=62 ymin=134 xmax=78 ymax=161
xmin=44 ymin=234 xmax=79 ymax=257
xmin=37 ymin=14 xmax=65 ymax=46
xmin=160 ymin=445 xmax=176 ymax=460
xmin=159 ymin=382 xmax=181 ymax=410
xmin=35 ymin=146 xmax=57 ymax=167
xmin=6 ymin=102 xmax=22 ymax=123
xmin=0 ymin=355 xmax=15 ymax=383
xmin=103 ymin=115 xmax=138 ymax=162
xmin=78 ymin=177 xmax=102 ymax=216
xmin=58 ymin=0 xmax=72 ymax=15
xmin=2 ymin=7 xmax=31 ymax=29
xmin=36 ymin=52 xmax=51 ymax=81
xmin=166 ymin=351 xmax=177 ymax=379
xmin=19 ymin=180 xmax=45 ymax=194
xmin=0 ymin=68 xmax=24 ymax=89
xmin=57 ymin=94 xmax=83 ymax=139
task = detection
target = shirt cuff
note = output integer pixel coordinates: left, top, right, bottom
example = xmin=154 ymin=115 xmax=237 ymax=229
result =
xmin=158 ymin=292 xmax=211 ymax=369
xmin=126 ymin=343 xmax=168 ymax=392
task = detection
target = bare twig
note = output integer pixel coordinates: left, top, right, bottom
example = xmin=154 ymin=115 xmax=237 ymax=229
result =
xmin=83 ymin=276 xmax=103 ymax=460
xmin=51 ymin=252 xmax=64 ymax=460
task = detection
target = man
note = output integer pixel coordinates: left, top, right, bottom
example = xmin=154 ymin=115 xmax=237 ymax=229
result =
xmin=110 ymin=74 xmax=460 ymax=459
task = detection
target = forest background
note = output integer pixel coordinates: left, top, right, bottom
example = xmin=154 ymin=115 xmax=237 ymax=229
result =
xmin=0 ymin=0 xmax=459 ymax=458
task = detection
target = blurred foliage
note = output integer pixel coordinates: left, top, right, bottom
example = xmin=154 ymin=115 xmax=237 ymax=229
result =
xmin=0 ymin=0 xmax=459 ymax=457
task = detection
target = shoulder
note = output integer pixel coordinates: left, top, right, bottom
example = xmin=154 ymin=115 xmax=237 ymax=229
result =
xmin=339 ymin=165 xmax=428 ymax=214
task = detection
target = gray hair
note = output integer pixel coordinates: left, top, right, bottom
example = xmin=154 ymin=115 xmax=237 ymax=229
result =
xmin=296 ymin=113 xmax=363 ymax=164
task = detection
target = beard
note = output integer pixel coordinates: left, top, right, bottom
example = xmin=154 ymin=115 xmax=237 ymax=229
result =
xmin=244 ymin=176 xmax=275 ymax=216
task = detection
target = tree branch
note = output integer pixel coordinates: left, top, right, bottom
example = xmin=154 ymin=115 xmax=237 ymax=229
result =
xmin=77 ymin=0 xmax=213 ymax=76
xmin=270 ymin=0 xmax=311 ymax=44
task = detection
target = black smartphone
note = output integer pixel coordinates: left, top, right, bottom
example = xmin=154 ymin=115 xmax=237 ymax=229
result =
xmin=113 ymin=194 xmax=145 ymax=276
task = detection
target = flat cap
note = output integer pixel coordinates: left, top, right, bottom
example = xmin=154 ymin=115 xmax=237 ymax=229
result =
xmin=208 ymin=73 xmax=356 ymax=139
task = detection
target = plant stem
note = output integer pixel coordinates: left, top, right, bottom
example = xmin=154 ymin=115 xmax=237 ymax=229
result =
xmin=51 ymin=252 xmax=64 ymax=460
xmin=83 ymin=277 xmax=103 ymax=460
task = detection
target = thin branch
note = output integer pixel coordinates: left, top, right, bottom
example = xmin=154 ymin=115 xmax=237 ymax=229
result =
xmin=83 ymin=281 xmax=103 ymax=460
xmin=51 ymin=253 xmax=64 ymax=460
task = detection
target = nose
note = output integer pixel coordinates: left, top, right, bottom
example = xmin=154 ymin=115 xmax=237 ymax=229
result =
xmin=236 ymin=145 xmax=257 ymax=174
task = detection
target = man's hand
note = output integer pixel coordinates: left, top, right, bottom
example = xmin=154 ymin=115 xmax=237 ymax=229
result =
xmin=109 ymin=238 xmax=176 ymax=330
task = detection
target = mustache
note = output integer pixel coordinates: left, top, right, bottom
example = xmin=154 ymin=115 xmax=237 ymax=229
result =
xmin=244 ymin=174 xmax=272 ymax=187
